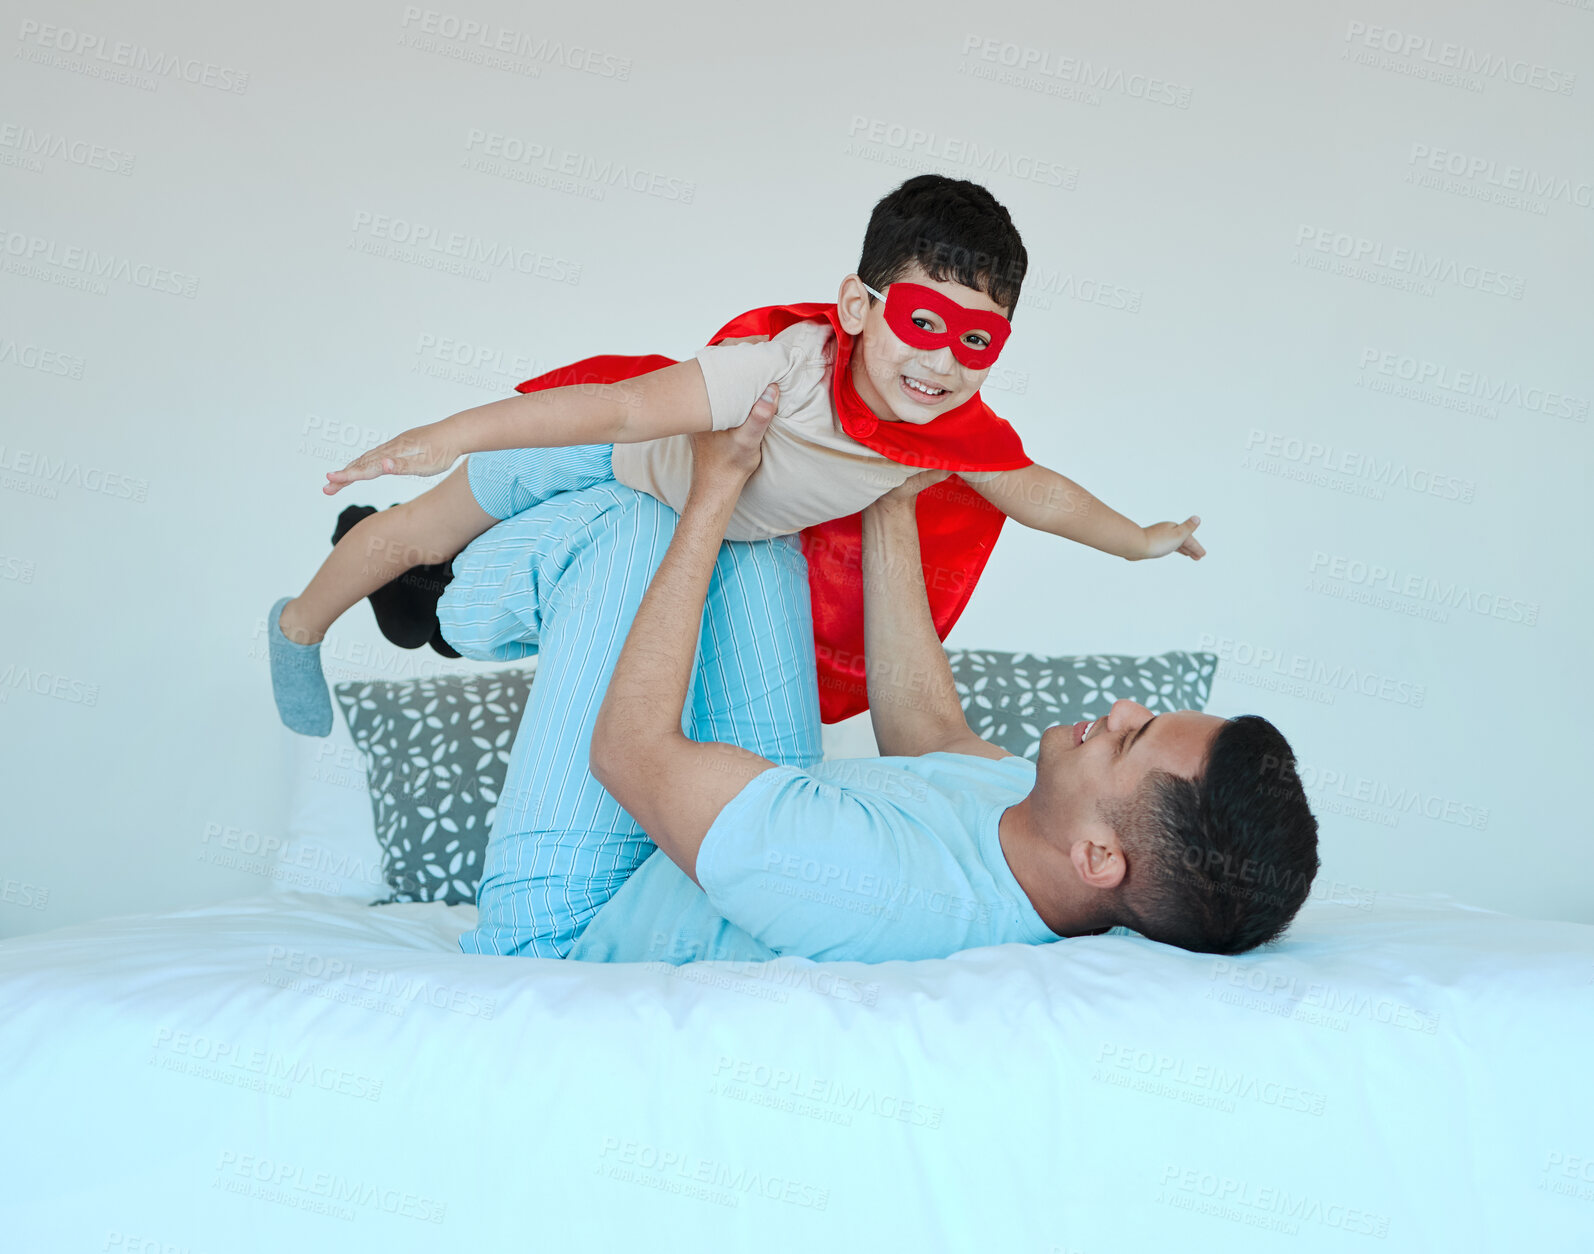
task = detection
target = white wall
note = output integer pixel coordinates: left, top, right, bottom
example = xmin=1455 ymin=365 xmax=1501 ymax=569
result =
xmin=2 ymin=0 xmax=1589 ymax=937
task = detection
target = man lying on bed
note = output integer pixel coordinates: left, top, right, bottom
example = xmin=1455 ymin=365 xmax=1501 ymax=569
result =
xmin=578 ymin=401 xmax=1320 ymax=963
xmin=444 ymin=394 xmax=1319 ymax=963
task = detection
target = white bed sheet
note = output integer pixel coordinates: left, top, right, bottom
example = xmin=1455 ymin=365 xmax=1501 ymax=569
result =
xmin=1 ymin=890 xmax=1590 ymax=1252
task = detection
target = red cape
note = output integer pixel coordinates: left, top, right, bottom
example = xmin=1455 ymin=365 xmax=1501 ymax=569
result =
xmin=513 ymin=302 xmax=1032 ymax=722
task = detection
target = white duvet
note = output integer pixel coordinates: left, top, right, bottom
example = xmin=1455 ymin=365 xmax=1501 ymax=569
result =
xmin=1 ymin=890 xmax=1590 ymax=1253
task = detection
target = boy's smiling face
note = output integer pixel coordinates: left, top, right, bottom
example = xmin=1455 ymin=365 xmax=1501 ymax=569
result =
xmin=837 ymin=262 xmax=1012 ymax=425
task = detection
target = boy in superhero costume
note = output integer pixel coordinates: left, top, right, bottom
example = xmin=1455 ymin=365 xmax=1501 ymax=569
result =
xmin=268 ymin=176 xmax=1204 ymax=736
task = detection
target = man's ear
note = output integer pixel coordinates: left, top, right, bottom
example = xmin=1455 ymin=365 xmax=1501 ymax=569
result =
xmin=1070 ymin=829 xmax=1127 ymax=891
xmin=837 ymin=274 xmax=872 ymax=335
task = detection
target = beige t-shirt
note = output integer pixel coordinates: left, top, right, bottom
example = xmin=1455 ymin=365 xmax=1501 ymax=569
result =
xmin=609 ymin=319 xmax=942 ymax=541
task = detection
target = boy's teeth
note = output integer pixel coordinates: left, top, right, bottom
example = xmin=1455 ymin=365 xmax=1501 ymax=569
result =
xmin=904 ymin=377 xmax=945 ymax=395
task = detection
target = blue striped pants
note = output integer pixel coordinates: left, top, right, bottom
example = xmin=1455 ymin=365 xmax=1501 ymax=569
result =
xmin=440 ymin=451 xmax=821 ymax=958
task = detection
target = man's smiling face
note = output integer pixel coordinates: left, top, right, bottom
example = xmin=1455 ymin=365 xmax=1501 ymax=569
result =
xmin=1035 ymin=700 xmax=1228 ymax=851
xmin=838 ymin=261 xmax=1010 ymax=424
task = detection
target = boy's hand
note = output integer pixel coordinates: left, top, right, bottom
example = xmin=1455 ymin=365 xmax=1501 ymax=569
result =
xmin=1140 ymin=515 xmax=1206 ymax=561
xmin=323 ymin=422 xmax=461 ymax=495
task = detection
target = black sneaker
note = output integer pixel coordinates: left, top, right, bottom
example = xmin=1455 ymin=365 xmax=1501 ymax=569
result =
xmin=331 ymin=504 xmax=456 ymax=652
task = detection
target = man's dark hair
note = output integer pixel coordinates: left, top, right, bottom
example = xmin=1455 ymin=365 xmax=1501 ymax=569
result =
xmin=857 ymin=175 xmax=1028 ymax=316
xmin=1108 ymin=715 xmax=1320 ymax=955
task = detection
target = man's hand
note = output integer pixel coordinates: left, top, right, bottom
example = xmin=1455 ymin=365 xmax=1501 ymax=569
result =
xmin=686 ymin=384 xmax=778 ymax=492
xmin=1139 ymin=515 xmax=1206 ymax=561
xmin=872 ymin=467 xmax=950 ymax=509
xmin=324 ymin=421 xmax=461 ymax=495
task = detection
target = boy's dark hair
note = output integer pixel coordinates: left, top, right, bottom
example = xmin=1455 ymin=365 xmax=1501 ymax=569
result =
xmin=1108 ymin=715 xmax=1320 ymax=955
xmin=857 ymin=176 xmax=1028 ymax=317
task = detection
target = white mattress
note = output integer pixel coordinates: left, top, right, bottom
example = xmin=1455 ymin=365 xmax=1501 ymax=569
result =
xmin=1 ymin=890 xmax=1590 ymax=1252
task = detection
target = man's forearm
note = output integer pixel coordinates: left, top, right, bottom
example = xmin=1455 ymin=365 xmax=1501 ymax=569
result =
xmin=588 ymin=403 xmax=783 ymax=886
xmin=594 ymin=481 xmax=737 ymax=755
xmin=860 ymin=500 xmax=973 ymax=756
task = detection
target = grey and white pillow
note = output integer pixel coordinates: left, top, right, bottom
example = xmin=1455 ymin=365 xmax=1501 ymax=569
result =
xmin=334 ymin=668 xmax=535 ymax=905
xmin=946 ymin=650 xmax=1217 ymax=761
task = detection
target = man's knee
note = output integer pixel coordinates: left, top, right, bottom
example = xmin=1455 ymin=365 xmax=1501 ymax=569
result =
xmin=713 ymin=535 xmax=812 ymax=628
xmin=623 ymin=485 xmax=677 ymax=540
xmin=560 ymin=481 xmax=675 ymax=553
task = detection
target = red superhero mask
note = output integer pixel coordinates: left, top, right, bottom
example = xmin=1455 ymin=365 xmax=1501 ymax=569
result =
xmin=864 ymin=281 xmax=1012 ymax=369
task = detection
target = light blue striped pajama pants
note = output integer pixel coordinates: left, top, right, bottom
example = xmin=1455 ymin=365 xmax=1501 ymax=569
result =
xmin=441 ymin=445 xmax=822 ymax=958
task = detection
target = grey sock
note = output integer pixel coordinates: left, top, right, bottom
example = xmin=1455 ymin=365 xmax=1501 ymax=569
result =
xmin=268 ymin=597 xmax=332 ymax=736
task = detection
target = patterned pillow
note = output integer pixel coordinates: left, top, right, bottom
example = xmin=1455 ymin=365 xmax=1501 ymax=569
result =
xmin=946 ymin=650 xmax=1218 ymax=761
xmin=333 ymin=668 xmax=534 ymax=905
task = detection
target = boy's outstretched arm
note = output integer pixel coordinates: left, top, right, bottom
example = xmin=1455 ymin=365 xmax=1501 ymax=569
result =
xmin=966 ymin=463 xmax=1205 ymax=561
xmin=324 ymin=358 xmax=719 ymax=494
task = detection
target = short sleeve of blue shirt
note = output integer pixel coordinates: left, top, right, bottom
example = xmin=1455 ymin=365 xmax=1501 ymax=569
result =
xmin=693 ymin=753 xmax=1062 ymax=963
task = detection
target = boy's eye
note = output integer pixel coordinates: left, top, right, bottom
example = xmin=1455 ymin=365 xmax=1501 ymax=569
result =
xmin=962 ymin=334 xmax=990 ymax=350
xmin=912 ymin=315 xmax=939 ymax=332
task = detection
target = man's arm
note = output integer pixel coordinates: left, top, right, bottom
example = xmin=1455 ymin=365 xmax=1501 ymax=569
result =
xmin=967 ymin=463 xmax=1205 ymax=560
xmin=324 ymin=358 xmax=718 ymax=493
xmin=587 ymin=390 xmax=780 ymax=887
xmin=860 ymin=476 xmax=1011 ymax=762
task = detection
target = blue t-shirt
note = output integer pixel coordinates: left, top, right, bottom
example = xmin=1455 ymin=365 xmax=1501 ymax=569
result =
xmin=565 ymin=751 xmax=1063 ymax=965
